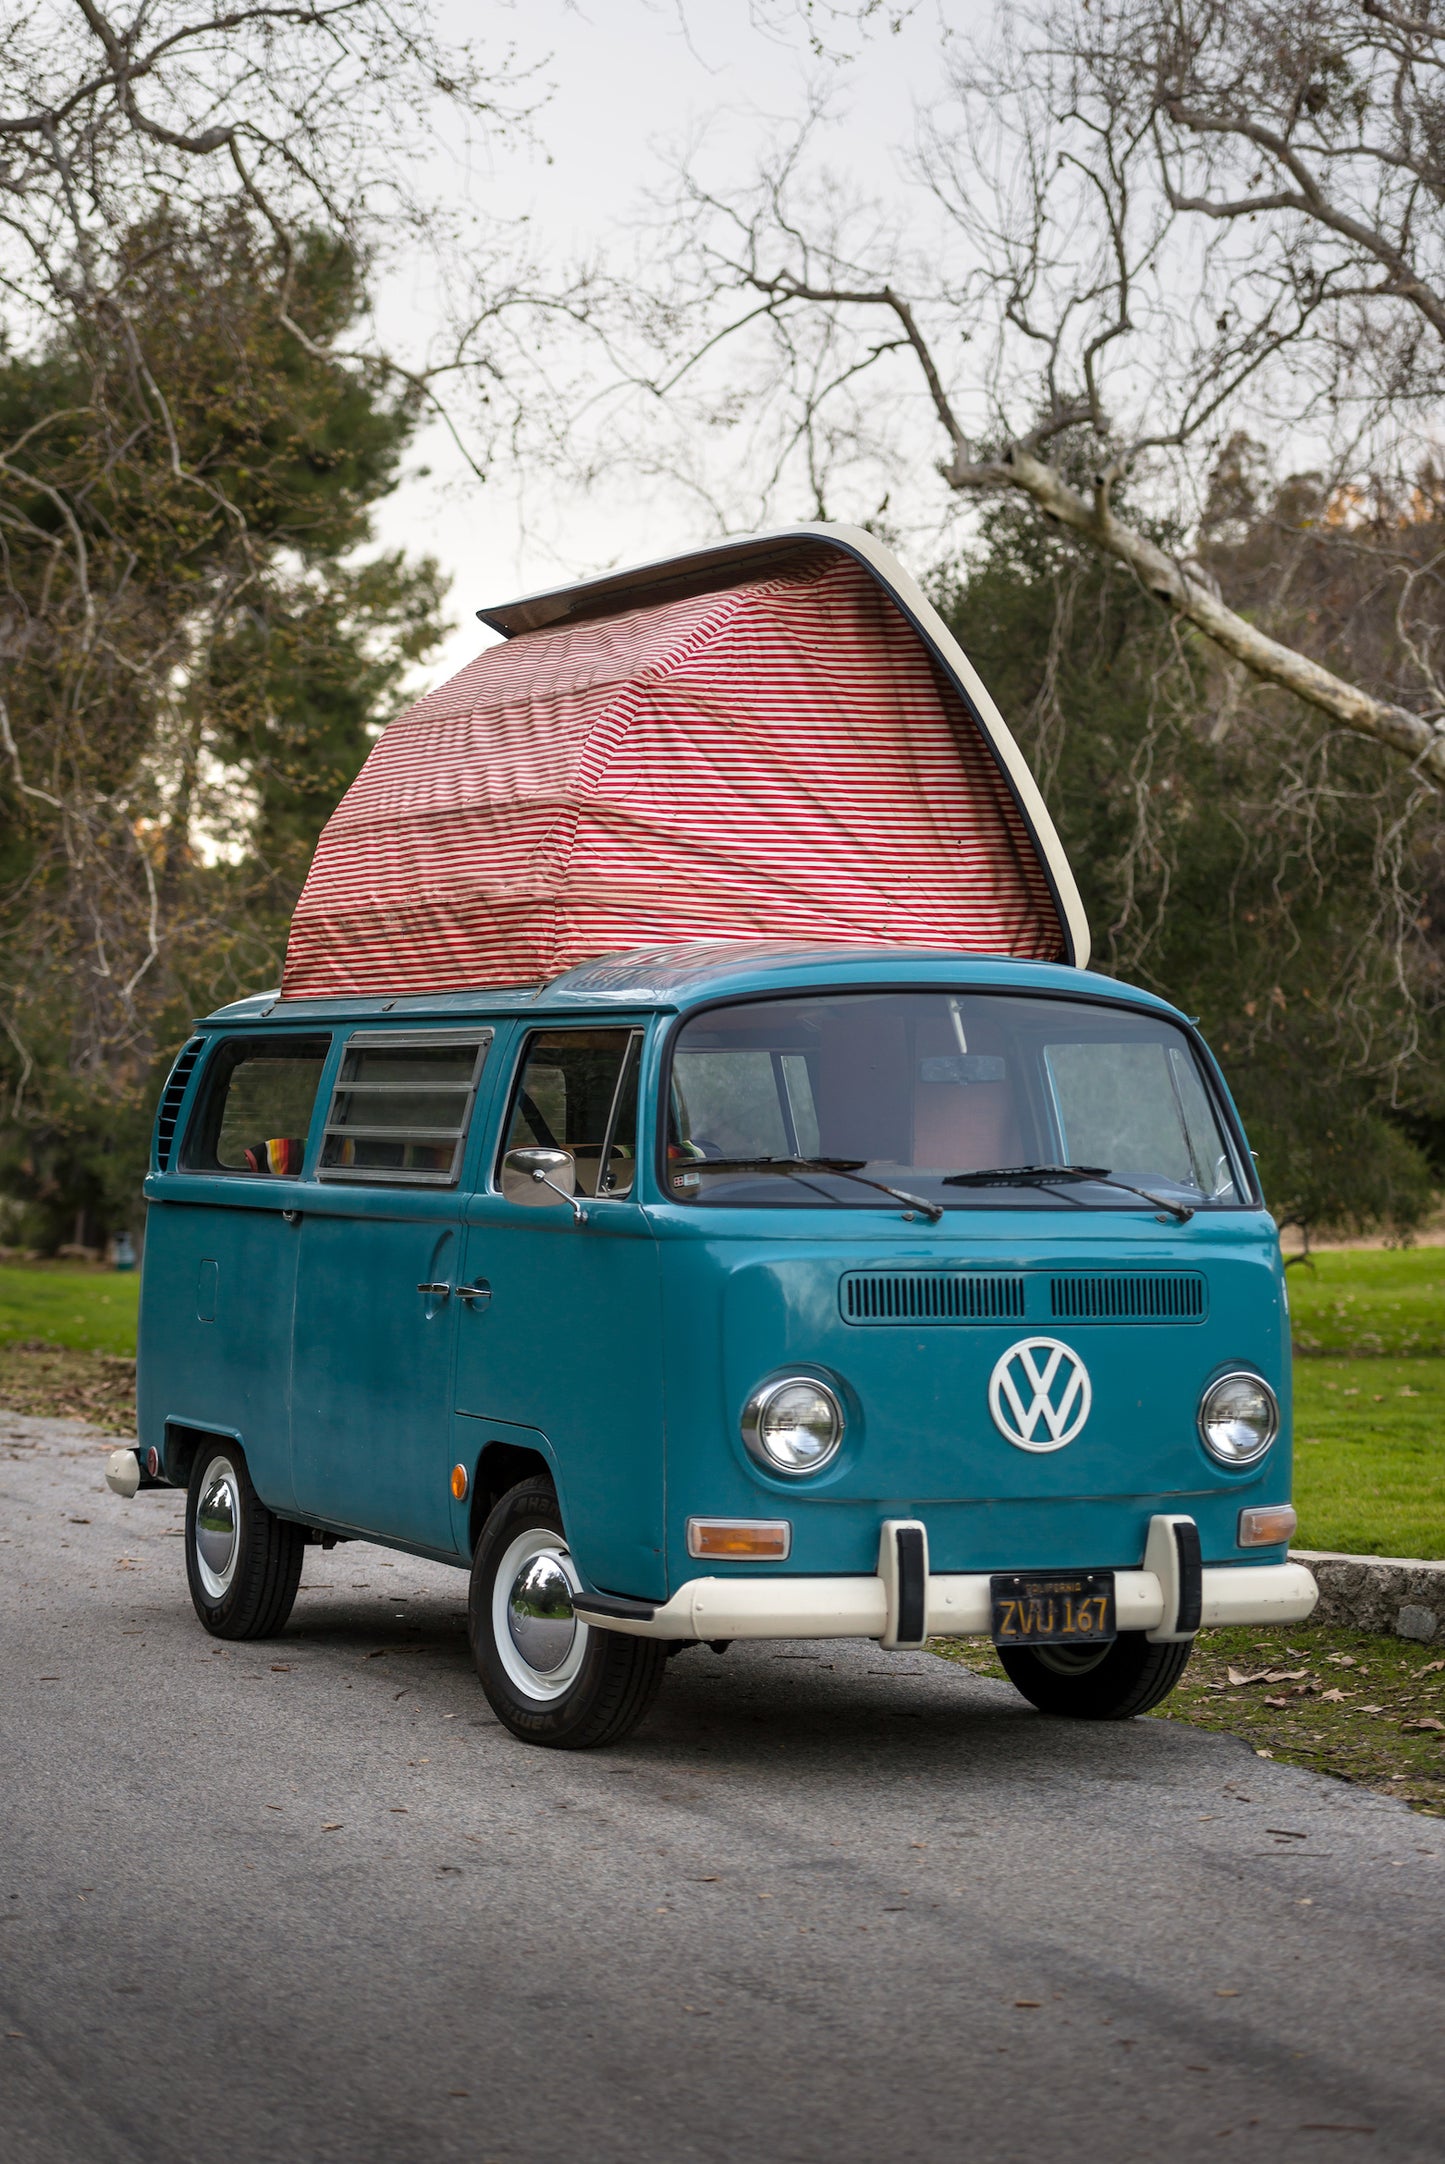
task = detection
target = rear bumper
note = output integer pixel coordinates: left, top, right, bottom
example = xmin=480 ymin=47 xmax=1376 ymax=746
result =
xmin=576 ymin=1550 xmax=1318 ymax=1645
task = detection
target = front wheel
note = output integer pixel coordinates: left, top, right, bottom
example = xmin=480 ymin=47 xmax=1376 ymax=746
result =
xmin=997 ymin=1633 xmax=1193 ymax=1719
xmin=468 ymin=1479 xmax=666 ymax=1748
xmin=184 ymin=1442 xmax=305 ymax=1639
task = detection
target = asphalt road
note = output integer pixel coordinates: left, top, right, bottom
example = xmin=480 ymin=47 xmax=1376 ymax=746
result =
xmin=3 ymin=1413 xmax=1442 ymax=2164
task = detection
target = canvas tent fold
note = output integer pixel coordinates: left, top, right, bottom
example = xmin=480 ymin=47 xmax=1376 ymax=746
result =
xmin=279 ymin=524 xmax=1089 ymax=1001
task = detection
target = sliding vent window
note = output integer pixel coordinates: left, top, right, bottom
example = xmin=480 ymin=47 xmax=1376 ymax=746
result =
xmin=502 ymin=1029 xmax=642 ymax=1198
xmin=320 ymin=1033 xmax=491 ymax=1186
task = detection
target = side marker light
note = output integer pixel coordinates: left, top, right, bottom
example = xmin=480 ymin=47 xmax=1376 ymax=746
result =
xmin=450 ymin=1464 xmax=469 ymax=1502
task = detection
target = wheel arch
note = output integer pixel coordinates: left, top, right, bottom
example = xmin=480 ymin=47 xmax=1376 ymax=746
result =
xmin=467 ymin=1438 xmax=556 ymax=1555
xmin=163 ymin=1419 xmax=245 ymax=1491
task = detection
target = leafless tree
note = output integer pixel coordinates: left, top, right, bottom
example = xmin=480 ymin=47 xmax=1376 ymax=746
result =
xmin=0 ymin=3 xmax=540 ymax=1122
xmin=613 ymin=0 xmax=1445 ymax=785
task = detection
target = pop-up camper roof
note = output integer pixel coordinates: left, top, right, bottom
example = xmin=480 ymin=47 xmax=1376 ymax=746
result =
xmin=279 ymin=523 xmax=1090 ymax=999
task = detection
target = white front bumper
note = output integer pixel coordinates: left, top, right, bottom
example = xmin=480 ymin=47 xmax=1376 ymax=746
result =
xmin=584 ymin=1559 xmax=1318 ymax=1643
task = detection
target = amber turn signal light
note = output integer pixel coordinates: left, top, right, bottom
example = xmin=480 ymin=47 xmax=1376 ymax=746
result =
xmin=1237 ymin=1503 xmax=1296 ymax=1548
xmin=686 ymin=1517 xmax=791 ymax=1560
xmin=450 ymin=1464 xmax=469 ymax=1502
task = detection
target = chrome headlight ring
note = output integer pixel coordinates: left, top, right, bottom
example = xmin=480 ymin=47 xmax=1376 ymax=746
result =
xmin=741 ymin=1373 xmax=846 ymax=1478
xmin=1198 ymin=1369 xmax=1279 ymax=1468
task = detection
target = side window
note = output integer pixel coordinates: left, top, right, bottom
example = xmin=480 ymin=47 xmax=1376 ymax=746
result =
xmin=319 ymin=1032 xmax=491 ymax=1186
xmin=183 ymin=1037 xmax=332 ymax=1176
xmin=501 ymin=1029 xmax=643 ymax=1198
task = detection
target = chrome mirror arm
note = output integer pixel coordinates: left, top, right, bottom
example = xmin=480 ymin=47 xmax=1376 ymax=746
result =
xmin=533 ymin=1169 xmax=587 ymax=1224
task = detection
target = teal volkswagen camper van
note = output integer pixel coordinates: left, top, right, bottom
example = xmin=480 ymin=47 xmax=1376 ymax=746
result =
xmin=120 ymin=526 xmax=1316 ymax=1748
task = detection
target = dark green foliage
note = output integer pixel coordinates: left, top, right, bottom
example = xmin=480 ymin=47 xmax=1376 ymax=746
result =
xmin=0 ymin=224 xmax=449 ymax=1250
xmin=937 ymin=504 xmax=1445 ymax=1242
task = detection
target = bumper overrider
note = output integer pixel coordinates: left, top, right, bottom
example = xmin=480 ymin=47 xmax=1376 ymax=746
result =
xmin=573 ymin=1515 xmax=1319 ymax=1652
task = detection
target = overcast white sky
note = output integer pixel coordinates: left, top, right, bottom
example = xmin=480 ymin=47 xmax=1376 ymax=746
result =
xmin=369 ymin=0 xmax=974 ymax=685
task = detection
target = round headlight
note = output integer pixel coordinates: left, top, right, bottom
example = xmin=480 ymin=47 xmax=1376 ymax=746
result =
xmin=1198 ymin=1371 xmax=1279 ymax=1467
xmin=741 ymin=1376 xmax=845 ymax=1477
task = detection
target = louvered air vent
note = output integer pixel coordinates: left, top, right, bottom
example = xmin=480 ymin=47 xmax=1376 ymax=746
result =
xmin=1050 ymin=1273 xmax=1206 ymax=1322
xmin=841 ymin=1271 xmax=1026 ymax=1324
xmin=155 ymin=1037 xmax=205 ymax=1169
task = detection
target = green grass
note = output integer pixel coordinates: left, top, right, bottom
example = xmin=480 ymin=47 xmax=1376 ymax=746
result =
xmin=1293 ymin=1357 xmax=1445 ymax=1558
xmin=0 ymin=1263 xmax=141 ymax=1356
xmin=1286 ymin=1247 xmax=1445 ymax=1560
xmin=1288 ymin=1245 xmax=1445 ymax=1356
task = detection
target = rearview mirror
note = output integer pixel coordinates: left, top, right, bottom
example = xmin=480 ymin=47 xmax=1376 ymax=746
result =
xmin=501 ymin=1145 xmax=580 ymax=1214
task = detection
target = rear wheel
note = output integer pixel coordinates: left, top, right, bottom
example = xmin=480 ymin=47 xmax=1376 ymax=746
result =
xmin=468 ymin=1479 xmax=666 ymax=1748
xmin=184 ymin=1442 xmax=305 ymax=1640
xmin=997 ymin=1633 xmax=1192 ymax=1719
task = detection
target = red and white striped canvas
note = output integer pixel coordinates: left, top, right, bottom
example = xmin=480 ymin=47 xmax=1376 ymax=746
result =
xmin=279 ymin=553 xmax=1067 ymax=999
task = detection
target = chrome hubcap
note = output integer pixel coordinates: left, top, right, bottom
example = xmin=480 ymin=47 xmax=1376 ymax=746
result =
xmin=491 ymin=1527 xmax=589 ymax=1702
xmin=195 ymin=1455 xmax=240 ymax=1601
xmin=507 ymin=1552 xmax=577 ymax=1674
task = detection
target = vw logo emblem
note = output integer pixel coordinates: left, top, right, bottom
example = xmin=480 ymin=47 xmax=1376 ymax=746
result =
xmin=988 ymin=1337 xmax=1092 ymax=1452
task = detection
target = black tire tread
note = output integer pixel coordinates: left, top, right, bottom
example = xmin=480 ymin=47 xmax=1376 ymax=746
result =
xmin=185 ymin=1444 xmax=304 ymax=1641
xmin=469 ymin=1479 xmax=666 ymax=1749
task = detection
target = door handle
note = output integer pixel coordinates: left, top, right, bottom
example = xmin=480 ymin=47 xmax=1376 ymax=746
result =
xmin=416 ymin=1281 xmax=451 ymax=1299
xmin=456 ymin=1281 xmax=492 ymax=1307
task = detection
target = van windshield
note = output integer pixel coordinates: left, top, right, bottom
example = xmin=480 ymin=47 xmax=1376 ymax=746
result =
xmin=665 ymin=992 xmax=1249 ymax=1212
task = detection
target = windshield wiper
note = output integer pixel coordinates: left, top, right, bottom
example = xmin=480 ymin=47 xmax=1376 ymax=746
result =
xmin=941 ymin=1163 xmax=1195 ymax=1226
xmin=677 ymin=1155 xmax=944 ymax=1224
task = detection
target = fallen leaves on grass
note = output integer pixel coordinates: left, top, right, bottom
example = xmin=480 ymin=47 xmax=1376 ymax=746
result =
xmin=0 ymin=1343 xmax=136 ymax=1433
xmin=934 ymin=1623 xmax=1445 ymax=1807
xmin=1154 ymin=1624 xmax=1445 ymax=1812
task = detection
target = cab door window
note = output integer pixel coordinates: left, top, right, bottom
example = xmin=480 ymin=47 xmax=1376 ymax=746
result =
xmin=501 ymin=1030 xmax=642 ymax=1197
xmin=183 ymin=1037 xmax=331 ymax=1175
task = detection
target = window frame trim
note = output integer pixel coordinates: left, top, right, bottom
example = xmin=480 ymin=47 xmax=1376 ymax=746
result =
xmin=316 ymin=1028 xmax=493 ymax=1189
xmin=179 ymin=1031 xmax=335 ymax=1180
xmin=595 ymin=1029 xmax=644 ymax=1197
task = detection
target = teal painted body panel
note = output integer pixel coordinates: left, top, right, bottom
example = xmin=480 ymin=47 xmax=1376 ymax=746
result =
xmin=139 ymin=946 xmax=1295 ymax=1602
xmin=289 ymin=1188 xmax=467 ymax=1554
xmin=453 ymin=1199 xmax=665 ymax=1597
xmin=654 ymin=1207 xmax=1290 ymax=1588
xmin=138 ymin=1186 xmax=305 ymax=1507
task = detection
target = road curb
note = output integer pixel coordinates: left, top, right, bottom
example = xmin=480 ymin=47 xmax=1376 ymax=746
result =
xmin=1293 ymin=1549 xmax=1445 ymax=1644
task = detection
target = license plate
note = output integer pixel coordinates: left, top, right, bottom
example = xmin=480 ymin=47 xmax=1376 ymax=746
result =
xmin=990 ymin=1571 xmax=1116 ymax=1647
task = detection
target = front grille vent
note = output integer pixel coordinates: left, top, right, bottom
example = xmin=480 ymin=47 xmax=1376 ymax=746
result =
xmin=1050 ymin=1272 xmax=1206 ymax=1322
xmin=841 ymin=1271 xmax=1026 ymax=1325
xmin=155 ymin=1037 xmax=205 ymax=1169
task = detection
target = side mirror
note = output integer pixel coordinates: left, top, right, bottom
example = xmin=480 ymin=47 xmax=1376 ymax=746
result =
xmin=501 ymin=1146 xmax=585 ymax=1222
